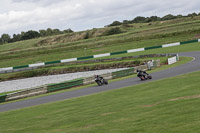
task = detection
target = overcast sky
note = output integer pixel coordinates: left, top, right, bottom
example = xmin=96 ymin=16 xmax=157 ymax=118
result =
xmin=0 ymin=0 xmax=199 ymax=36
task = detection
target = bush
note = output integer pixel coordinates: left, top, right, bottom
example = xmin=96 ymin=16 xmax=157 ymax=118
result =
xmin=84 ymin=32 xmax=90 ymax=39
xmin=103 ymin=27 xmax=123 ymax=36
xmin=108 ymin=21 xmax=122 ymax=27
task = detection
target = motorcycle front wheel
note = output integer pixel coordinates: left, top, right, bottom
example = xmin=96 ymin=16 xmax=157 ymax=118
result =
xmin=148 ymin=75 xmax=152 ymax=79
xmin=104 ymin=79 xmax=108 ymax=85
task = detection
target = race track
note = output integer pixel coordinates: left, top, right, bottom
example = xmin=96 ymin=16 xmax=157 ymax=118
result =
xmin=0 ymin=51 xmax=200 ymax=112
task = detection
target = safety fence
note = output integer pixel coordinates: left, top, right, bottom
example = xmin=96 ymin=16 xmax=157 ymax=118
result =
xmin=0 ymin=39 xmax=199 ymax=74
xmin=47 ymin=79 xmax=83 ymax=92
xmin=5 ymin=86 xmax=47 ymax=102
xmin=0 ymin=94 xmax=7 ymax=103
xmin=112 ymin=68 xmax=135 ymax=79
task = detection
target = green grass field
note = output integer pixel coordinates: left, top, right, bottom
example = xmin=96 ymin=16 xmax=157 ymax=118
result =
xmin=1 ymin=70 xmax=200 ymax=133
xmin=0 ymin=15 xmax=200 ymax=133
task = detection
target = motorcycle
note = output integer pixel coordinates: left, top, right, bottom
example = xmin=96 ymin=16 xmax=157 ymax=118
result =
xmin=95 ymin=75 xmax=108 ymax=86
xmin=137 ymin=70 xmax=152 ymax=81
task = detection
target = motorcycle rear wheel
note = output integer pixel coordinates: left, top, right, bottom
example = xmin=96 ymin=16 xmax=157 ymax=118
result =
xmin=97 ymin=81 xmax=102 ymax=86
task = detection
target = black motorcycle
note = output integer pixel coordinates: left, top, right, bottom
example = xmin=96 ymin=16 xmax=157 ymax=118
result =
xmin=137 ymin=70 xmax=152 ymax=81
xmin=95 ymin=75 xmax=108 ymax=86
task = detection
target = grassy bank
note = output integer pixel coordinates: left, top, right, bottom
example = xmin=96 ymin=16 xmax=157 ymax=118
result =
xmin=0 ymin=70 xmax=200 ymax=133
xmin=0 ymin=16 xmax=200 ymax=68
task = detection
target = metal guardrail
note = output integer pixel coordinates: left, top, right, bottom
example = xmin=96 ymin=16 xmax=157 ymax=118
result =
xmin=5 ymin=86 xmax=47 ymax=101
xmin=47 ymin=79 xmax=83 ymax=92
xmin=112 ymin=68 xmax=135 ymax=79
xmin=0 ymin=94 xmax=7 ymax=103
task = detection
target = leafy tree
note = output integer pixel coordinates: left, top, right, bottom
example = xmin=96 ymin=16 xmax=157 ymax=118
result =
xmin=176 ymin=14 xmax=183 ymax=18
xmin=1 ymin=34 xmax=11 ymax=43
xmin=122 ymin=20 xmax=130 ymax=24
xmin=39 ymin=29 xmax=47 ymax=37
xmin=0 ymin=37 xmax=2 ymax=45
xmin=63 ymin=28 xmax=73 ymax=33
xmin=192 ymin=13 xmax=198 ymax=16
xmin=131 ymin=16 xmax=146 ymax=23
xmin=187 ymin=13 xmax=198 ymax=18
xmin=52 ymin=29 xmax=61 ymax=35
xmin=21 ymin=30 xmax=40 ymax=40
xmin=46 ymin=28 xmax=53 ymax=36
xmin=108 ymin=21 xmax=122 ymax=27
xmin=68 ymin=29 xmax=74 ymax=33
xmin=12 ymin=34 xmax=21 ymax=42
xmin=161 ymin=14 xmax=176 ymax=20
xmin=145 ymin=16 xmax=161 ymax=22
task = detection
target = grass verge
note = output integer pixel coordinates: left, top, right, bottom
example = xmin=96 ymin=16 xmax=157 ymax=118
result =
xmin=0 ymin=68 xmax=200 ymax=133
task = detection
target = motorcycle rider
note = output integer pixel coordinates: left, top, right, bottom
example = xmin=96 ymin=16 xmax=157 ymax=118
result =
xmin=95 ymin=75 xmax=103 ymax=80
xmin=137 ymin=70 xmax=149 ymax=78
xmin=94 ymin=75 xmax=108 ymax=85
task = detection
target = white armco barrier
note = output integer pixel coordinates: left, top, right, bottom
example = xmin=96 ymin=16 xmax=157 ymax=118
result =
xmin=168 ymin=56 xmax=177 ymax=65
xmin=127 ymin=48 xmax=145 ymax=53
xmin=94 ymin=53 xmax=110 ymax=58
xmin=198 ymin=39 xmax=200 ymax=42
xmin=0 ymin=67 xmax=13 ymax=72
xmin=61 ymin=58 xmax=77 ymax=63
xmin=162 ymin=42 xmax=180 ymax=48
xmin=29 ymin=63 xmax=45 ymax=68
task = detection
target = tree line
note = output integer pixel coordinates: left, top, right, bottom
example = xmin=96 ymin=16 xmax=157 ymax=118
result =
xmin=1 ymin=12 xmax=199 ymax=45
xmin=107 ymin=13 xmax=200 ymax=27
xmin=0 ymin=28 xmax=73 ymax=45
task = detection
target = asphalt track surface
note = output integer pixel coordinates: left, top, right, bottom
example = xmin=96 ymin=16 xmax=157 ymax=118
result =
xmin=0 ymin=51 xmax=200 ymax=112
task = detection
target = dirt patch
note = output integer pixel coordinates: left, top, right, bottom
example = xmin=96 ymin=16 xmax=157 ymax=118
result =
xmin=160 ymin=21 xmax=167 ymax=24
xmin=142 ymin=94 xmax=200 ymax=108
xmin=194 ymin=34 xmax=200 ymax=39
xmin=83 ymin=124 xmax=103 ymax=129
xmin=37 ymin=29 xmax=107 ymax=46
xmin=112 ymin=118 xmax=129 ymax=122
xmin=168 ymin=94 xmax=200 ymax=101
xmin=142 ymin=102 xmax=160 ymax=108
xmin=50 ymin=129 xmax=64 ymax=132
xmin=100 ymin=112 xmax=115 ymax=116
xmin=71 ymin=123 xmax=103 ymax=132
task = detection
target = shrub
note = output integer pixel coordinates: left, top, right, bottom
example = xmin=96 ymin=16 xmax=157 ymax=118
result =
xmin=84 ymin=32 xmax=90 ymax=39
xmin=103 ymin=27 xmax=123 ymax=36
xmin=108 ymin=21 xmax=122 ymax=27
